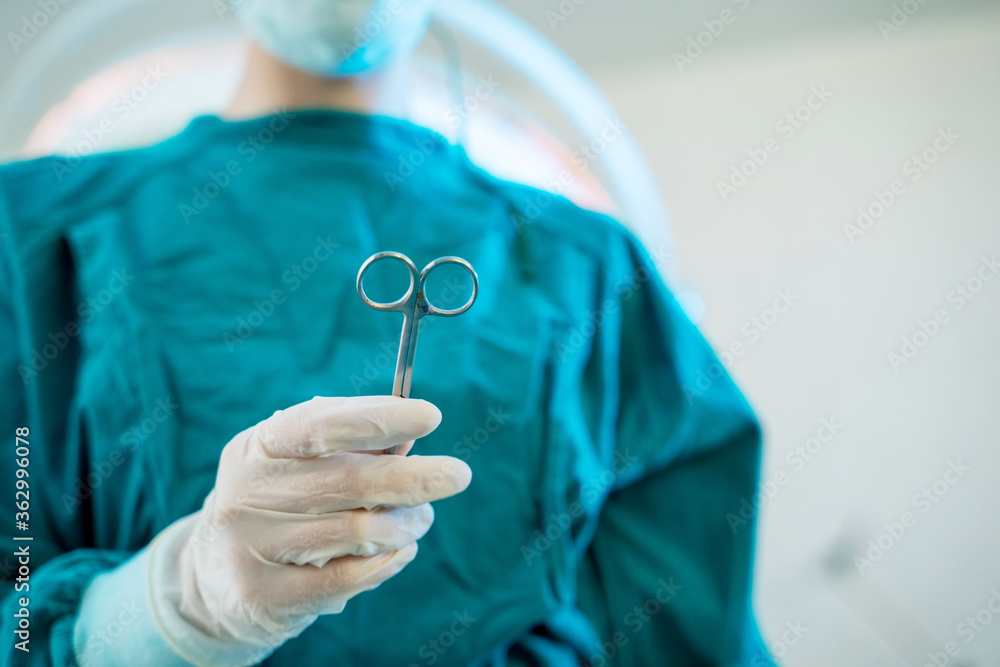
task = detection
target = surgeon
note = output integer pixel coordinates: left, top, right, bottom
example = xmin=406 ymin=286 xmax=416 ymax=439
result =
xmin=0 ymin=0 xmax=773 ymax=665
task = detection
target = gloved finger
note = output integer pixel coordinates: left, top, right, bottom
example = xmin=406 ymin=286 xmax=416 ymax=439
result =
xmin=394 ymin=440 xmax=415 ymax=457
xmin=247 ymin=504 xmax=435 ymax=567
xmin=266 ymin=543 xmax=420 ymax=616
xmin=245 ymin=452 xmax=472 ymax=513
xmin=246 ymin=396 xmax=441 ymax=459
xmin=342 ymin=439 xmax=414 ymax=455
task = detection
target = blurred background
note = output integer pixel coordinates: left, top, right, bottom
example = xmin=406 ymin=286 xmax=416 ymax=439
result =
xmin=2 ymin=0 xmax=999 ymax=664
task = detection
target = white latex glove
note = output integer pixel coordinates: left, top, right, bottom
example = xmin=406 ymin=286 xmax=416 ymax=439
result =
xmin=147 ymin=396 xmax=471 ymax=666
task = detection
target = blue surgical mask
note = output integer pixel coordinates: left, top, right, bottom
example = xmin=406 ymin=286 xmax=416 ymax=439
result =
xmin=234 ymin=0 xmax=433 ymax=77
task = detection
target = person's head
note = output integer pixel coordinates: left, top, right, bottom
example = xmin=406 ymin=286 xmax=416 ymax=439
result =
xmin=234 ymin=0 xmax=434 ymax=79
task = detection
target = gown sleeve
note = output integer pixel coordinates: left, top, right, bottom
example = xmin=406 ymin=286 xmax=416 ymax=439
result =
xmin=0 ymin=165 xmax=316 ymax=667
xmin=0 ymin=177 xmax=135 ymax=666
xmin=575 ymin=230 xmax=775 ymax=666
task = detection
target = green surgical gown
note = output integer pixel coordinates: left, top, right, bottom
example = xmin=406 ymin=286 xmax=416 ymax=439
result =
xmin=0 ymin=110 xmax=771 ymax=666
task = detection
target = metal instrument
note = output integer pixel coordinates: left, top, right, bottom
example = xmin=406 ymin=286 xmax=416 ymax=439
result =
xmin=356 ymin=252 xmax=479 ymax=453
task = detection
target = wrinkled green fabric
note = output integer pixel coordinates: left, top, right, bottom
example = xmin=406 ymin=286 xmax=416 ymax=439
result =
xmin=0 ymin=110 xmax=771 ymax=666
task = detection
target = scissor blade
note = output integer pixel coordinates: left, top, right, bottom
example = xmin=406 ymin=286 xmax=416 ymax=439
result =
xmin=399 ymin=298 xmax=424 ymax=399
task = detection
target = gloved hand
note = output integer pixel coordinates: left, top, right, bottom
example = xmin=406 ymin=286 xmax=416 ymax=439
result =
xmin=147 ymin=395 xmax=471 ymax=665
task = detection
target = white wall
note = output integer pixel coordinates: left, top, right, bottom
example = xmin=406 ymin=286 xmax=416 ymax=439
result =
xmin=588 ymin=9 xmax=1000 ymax=666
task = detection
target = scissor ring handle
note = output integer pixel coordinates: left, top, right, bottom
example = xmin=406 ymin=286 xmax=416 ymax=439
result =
xmin=418 ymin=256 xmax=480 ymax=317
xmin=357 ymin=252 xmax=418 ymax=311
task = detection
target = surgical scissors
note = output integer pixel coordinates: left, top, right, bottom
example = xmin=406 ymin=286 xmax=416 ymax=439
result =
xmin=356 ymin=252 xmax=479 ymax=453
